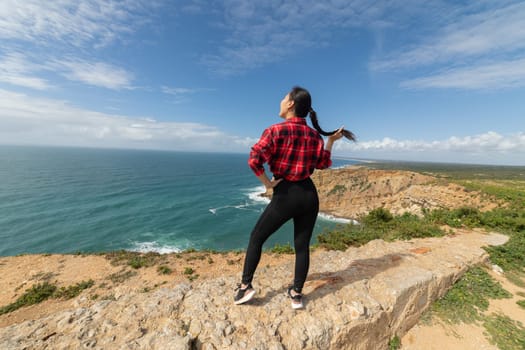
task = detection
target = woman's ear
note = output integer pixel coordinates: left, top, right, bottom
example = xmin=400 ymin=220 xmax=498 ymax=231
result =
xmin=287 ymin=99 xmax=295 ymax=111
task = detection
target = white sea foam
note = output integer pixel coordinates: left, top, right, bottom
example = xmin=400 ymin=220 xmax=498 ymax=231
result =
xmin=331 ymin=165 xmax=352 ymax=170
xmin=246 ymin=186 xmax=270 ymax=204
xmin=130 ymin=241 xmax=184 ymax=254
xmin=210 ymin=202 xmax=256 ymax=215
xmin=318 ymin=213 xmax=358 ymax=224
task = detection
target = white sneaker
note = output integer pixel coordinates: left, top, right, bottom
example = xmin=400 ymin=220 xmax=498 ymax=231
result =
xmin=234 ymin=283 xmax=256 ymax=305
xmin=287 ymin=286 xmax=303 ymax=309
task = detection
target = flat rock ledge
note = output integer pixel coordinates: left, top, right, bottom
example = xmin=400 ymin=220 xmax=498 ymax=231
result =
xmin=0 ymin=231 xmax=508 ymax=350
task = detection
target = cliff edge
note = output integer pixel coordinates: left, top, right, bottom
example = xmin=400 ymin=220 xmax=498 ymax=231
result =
xmin=0 ymin=230 xmax=508 ymax=349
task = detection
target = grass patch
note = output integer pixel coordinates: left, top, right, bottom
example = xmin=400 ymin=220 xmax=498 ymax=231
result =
xmin=157 ymin=265 xmax=172 ymax=275
xmin=105 ymin=250 xmax=165 ymax=269
xmin=0 ymin=282 xmax=57 ymax=315
xmin=428 ymin=267 xmax=512 ymax=324
xmin=54 ymin=280 xmax=95 ymax=299
xmin=388 ymin=335 xmax=401 ymax=350
xmin=484 ymin=232 xmax=525 ymax=273
xmin=328 ymin=184 xmax=347 ymax=196
xmin=185 ymin=254 xmax=207 ymax=262
xmin=107 ymin=269 xmax=137 ymax=283
xmin=269 ymin=243 xmax=295 ymax=254
xmin=0 ymin=280 xmax=95 ymax=315
xmin=30 ymin=271 xmax=57 ymax=282
xmin=504 ymin=271 xmax=525 ymax=288
xmin=183 ymin=267 xmax=199 ymax=281
xmin=517 ymin=300 xmax=525 ymax=309
xmin=187 ymin=274 xmax=199 ymax=281
xmin=483 ymin=313 xmax=525 ymax=350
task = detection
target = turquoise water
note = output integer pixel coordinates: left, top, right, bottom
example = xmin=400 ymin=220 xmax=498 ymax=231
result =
xmin=0 ymin=146 xmax=356 ymax=256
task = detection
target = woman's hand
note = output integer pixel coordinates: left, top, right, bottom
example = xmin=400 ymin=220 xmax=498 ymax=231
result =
xmin=326 ymin=126 xmax=344 ymax=151
xmin=328 ymin=126 xmax=344 ymax=142
xmin=257 ymin=173 xmax=282 ymax=190
xmin=268 ymin=177 xmax=283 ymax=189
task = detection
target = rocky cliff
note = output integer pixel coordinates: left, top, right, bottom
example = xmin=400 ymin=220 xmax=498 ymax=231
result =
xmin=0 ymin=230 xmax=508 ymax=349
xmin=311 ymin=166 xmax=500 ymax=219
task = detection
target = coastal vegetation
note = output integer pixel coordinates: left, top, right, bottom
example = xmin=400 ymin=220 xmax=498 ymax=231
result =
xmin=0 ymin=280 xmax=94 ymax=315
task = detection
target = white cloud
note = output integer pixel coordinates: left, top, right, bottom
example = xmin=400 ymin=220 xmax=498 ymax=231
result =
xmin=371 ymin=2 xmax=525 ymax=90
xmin=160 ymin=86 xmax=215 ymax=104
xmin=0 ymin=89 xmax=253 ymax=152
xmin=0 ymin=52 xmax=51 ymax=90
xmin=200 ymin=0 xmax=420 ymax=75
xmin=55 ymin=59 xmax=135 ymax=90
xmin=334 ymin=131 xmax=525 ymax=165
xmin=0 ymin=0 xmax=153 ymax=48
xmin=401 ymin=58 xmax=525 ymax=90
xmin=0 ymin=51 xmax=135 ymax=90
xmin=161 ymin=86 xmax=197 ymax=95
xmin=1 ymin=87 xmax=522 ymax=164
xmin=0 ymin=1 xmax=153 ymax=90
xmin=371 ymin=2 xmax=525 ymax=71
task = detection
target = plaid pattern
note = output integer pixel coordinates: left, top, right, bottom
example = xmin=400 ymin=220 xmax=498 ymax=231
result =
xmin=248 ymin=117 xmax=332 ymax=181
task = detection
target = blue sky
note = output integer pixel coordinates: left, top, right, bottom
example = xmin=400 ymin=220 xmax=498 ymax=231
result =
xmin=1 ymin=0 xmax=524 ymax=165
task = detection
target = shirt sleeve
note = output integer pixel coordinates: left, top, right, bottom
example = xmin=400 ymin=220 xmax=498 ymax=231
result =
xmin=248 ymin=127 xmax=274 ymax=176
xmin=315 ymin=138 xmax=332 ymax=169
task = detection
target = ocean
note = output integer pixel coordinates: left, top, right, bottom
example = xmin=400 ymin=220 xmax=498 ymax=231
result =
xmin=0 ymin=146 xmax=357 ymax=256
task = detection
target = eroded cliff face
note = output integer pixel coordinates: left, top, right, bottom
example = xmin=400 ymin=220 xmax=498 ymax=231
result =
xmin=311 ymin=166 xmax=501 ymax=219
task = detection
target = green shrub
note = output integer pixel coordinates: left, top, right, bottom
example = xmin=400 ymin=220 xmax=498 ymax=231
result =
xmin=484 ymin=231 xmax=525 ymax=273
xmin=107 ymin=270 xmax=137 ymax=283
xmin=54 ymin=280 xmax=94 ymax=299
xmin=317 ymin=208 xmax=444 ymax=251
xmin=388 ymin=336 xmax=401 ymax=350
xmin=157 ymin=265 xmax=172 ymax=275
xmin=0 ymin=282 xmax=57 ymax=315
xmin=269 ymin=243 xmax=295 ymax=254
xmin=105 ymin=250 xmax=163 ymax=269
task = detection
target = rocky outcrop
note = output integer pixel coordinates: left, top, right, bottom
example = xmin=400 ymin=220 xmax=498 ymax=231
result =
xmin=0 ymin=230 xmax=508 ymax=350
xmin=311 ymin=166 xmax=501 ymax=219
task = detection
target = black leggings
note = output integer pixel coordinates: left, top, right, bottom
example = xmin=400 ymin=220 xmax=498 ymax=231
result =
xmin=241 ymin=177 xmax=319 ymax=292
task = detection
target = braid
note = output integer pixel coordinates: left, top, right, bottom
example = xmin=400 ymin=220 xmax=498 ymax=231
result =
xmin=309 ymin=109 xmax=356 ymax=141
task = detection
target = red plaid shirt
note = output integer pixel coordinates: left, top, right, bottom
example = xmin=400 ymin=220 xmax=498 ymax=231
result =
xmin=248 ymin=117 xmax=332 ymax=181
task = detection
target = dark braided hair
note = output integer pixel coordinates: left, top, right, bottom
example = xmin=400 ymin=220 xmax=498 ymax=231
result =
xmin=288 ymin=86 xmax=356 ymax=141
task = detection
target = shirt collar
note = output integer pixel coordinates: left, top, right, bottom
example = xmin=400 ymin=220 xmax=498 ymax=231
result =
xmin=285 ymin=117 xmax=307 ymax=125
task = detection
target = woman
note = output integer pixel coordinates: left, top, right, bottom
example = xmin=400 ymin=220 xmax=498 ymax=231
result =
xmin=234 ymin=86 xmax=355 ymax=309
